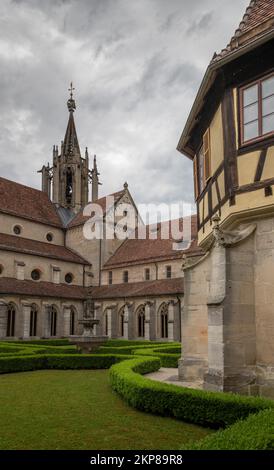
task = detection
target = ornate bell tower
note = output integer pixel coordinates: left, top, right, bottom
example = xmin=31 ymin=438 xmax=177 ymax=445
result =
xmin=40 ymin=84 xmax=101 ymax=213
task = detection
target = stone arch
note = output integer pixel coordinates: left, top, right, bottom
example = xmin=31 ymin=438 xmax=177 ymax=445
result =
xmin=103 ymin=308 xmax=109 ymax=336
xmin=69 ymin=305 xmax=77 ymax=335
xmin=48 ymin=304 xmax=58 ymax=337
xmin=6 ymin=302 xmax=17 ymax=337
xmin=29 ymin=303 xmax=39 ymax=337
xmin=118 ymin=306 xmax=125 ymax=338
xmin=158 ymin=302 xmax=169 ymax=339
xmin=136 ymin=304 xmax=145 ymax=338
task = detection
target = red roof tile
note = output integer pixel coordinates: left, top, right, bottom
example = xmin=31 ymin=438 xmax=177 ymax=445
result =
xmin=103 ymin=216 xmax=203 ymax=268
xmin=213 ymin=0 xmax=274 ymax=63
xmin=0 ymin=177 xmax=62 ymax=228
xmin=68 ymin=190 xmax=125 ymax=228
xmin=0 ymin=277 xmax=87 ymax=299
xmin=0 ymin=233 xmax=89 ymax=265
xmin=90 ymin=278 xmax=184 ymax=300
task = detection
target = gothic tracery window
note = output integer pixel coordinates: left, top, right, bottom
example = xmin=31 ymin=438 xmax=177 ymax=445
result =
xmin=29 ymin=304 xmax=38 ymax=337
xmin=6 ymin=304 xmax=16 ymax=337
xmin=137 ymin=305 xmax=145 ymax=338
xmin=159 ymin=303 xmax=169 ymax=339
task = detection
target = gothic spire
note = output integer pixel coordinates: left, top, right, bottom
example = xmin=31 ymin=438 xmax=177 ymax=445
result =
xmin=63 ymin=82 xmax=81 ymax=158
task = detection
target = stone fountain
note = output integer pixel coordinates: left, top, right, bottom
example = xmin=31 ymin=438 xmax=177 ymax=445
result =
xmin=69 ymin=298 xmax=108 ymax=353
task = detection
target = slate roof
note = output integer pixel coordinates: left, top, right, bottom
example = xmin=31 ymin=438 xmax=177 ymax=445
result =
xmin=0 ymin=233 xmax=89 ymax=265
xmin=0 ymin=177 xmax=62 ymax=228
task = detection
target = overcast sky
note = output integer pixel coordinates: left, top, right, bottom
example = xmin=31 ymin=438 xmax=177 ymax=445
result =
xmin=0 ymin=0 xmax=248 ymax=216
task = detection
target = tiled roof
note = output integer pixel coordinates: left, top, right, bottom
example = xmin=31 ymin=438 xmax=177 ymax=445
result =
xmin=0 ymin=277 xmax=87 ymax=299
xmin=212 ymin=0 xmax=274 ymax=63
xmin=0 ymin=177 xmax=63 ymax=228
xmin=68 ymin=190 xmax=125 ymax=228
xmin=103 ymin=216 xmax=203 ymax=268
xmin=90 ymin=278 xmax=184 ymax=300
xmin=0 ymin=233 xmax=89 ymax=265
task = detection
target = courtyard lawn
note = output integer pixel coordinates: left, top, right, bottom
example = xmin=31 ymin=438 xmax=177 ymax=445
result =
xmin=0 ymin=370 xmax=212 ymax=450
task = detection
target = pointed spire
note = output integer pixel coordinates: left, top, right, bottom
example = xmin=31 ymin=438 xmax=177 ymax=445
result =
xmin=92 ymin=154 xmax=100 ymax=202
xmin=63 ymin=83 xmax=80 ymax=159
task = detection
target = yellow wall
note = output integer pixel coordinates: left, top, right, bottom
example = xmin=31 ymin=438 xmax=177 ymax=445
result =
xmin=197 ymin=85 xmax=274 ymax=247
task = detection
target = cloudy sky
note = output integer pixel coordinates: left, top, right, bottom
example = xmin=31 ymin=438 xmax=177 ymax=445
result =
xmin=0 ymin=0 xmax=248 ymax=218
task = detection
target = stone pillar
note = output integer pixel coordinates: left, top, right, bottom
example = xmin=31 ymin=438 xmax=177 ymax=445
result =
xmin=144 ymin=303 xmax=150 ymax=340
xmin=178 ymin=254 xmax=209 ymax=383
xmin=204 ymin=219 xmax=257 ymax=394
xmin=123 ymin=304 xmax=129 ymax=340
xmin=94 ymin=303 xmax=102 ymax=336
xmin=42 ymin=304 xmax=51 ymax=338
xmin=167 ymin=301 xmax=175 ymax=342
xmin=63 ymin=305 xmax=71 ymax=337
xmin=107 ymin=308 xmax=112 ymax=338
xmin=0 ymin=301 xmax=8 ymax=338
xmin=127 ymin=302 xmax=135 ymax=340
xmin=22 ymin=302 xmax=31 ymax=339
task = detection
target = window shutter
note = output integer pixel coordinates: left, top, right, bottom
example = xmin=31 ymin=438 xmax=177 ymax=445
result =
xmin=193 ymin=155 xmax=199 ymax=199
xmin=203 ymin=128 xmax=211 ymax=181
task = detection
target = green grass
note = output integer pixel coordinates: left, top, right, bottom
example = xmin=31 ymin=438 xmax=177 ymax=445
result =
xmin=0 ymin=370 xmax=211 ymax=450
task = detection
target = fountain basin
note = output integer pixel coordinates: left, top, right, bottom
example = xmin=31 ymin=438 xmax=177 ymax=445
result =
xmin=69 ymin=335 xmax=108 ymax=353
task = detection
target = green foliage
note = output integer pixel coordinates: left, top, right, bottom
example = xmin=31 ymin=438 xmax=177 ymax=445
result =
xmin=132 ymin=347 xmax=180 ymax=368
xmin=184 ymin=409 xmax=274 ymax=450
xmin=0 ymin=354 xmax=131 ymax=374
xmin=109 ymin=357 xmax=274 ymax=429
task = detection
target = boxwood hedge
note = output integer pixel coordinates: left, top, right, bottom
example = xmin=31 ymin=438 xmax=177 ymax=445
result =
xmin=109 ymin=357 xmax=274 ymax=429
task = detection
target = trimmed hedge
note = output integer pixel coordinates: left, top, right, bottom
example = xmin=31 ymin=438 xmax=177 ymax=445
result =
xmin=109 ymin=357 xmax=274 ymax=429
xmin=132 ymin=347 xmax=180 ymax=368
xmin=184 ymin=409 xmax=274 ymax=450
xmin=4 ymin=339 xmax=71 ymax=346
xmin=0 ymin=354 xmax=132 ymax=374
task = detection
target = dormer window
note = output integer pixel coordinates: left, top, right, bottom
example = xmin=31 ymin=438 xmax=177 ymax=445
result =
xmin=240 ymin=74 xmax=274 ymax=145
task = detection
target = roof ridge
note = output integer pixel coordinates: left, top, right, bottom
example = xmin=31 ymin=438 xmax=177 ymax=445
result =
xmin=0 ymin=176 xmax=44 ymax=194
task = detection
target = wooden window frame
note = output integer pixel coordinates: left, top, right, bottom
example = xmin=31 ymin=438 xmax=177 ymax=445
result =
xmin=166 ymin=265 xmax=172 ymax=279
xmin=123 ymin=270 xmax=129 ymax=283
xmin=108 ymin=271 xmax=113 ymax=285
xmin=239 ymin=72 xmax=274 ymax=147
xmin=145 ymin=268 xmax=150 ymax=281
xmin=195 ymin=128 xmax=211 ymax=198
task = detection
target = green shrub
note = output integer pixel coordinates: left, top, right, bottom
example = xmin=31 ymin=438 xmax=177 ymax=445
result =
xmin=4 ymin=339 xmax=71 ymax=346
xmin=184 ymin=409 xmax=274 ymax=450
xmin=132 ymin=348 xmax=180 ymax=368
xmin=109 ymin=357 xmax=274 ymax=428
xmin=0 ymin=354 xmax=132 ymax=374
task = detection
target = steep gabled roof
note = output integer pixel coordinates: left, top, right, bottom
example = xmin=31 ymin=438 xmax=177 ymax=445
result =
xmin=68 ymin=189 xmax=125 ymax=229
xmin=103 ymin=215 xmax=203 ymax=269
xmin=0 ymin=233 xmax=89 ymax=265
xmin=177 ymin=0 xmax=274 ymax=158
xmin=212 ymin=0 xmax=274 ymax=63
xmin=0 ymin=177 xmax=63 ymax=227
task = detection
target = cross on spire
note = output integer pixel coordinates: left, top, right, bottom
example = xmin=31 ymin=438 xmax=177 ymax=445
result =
xmin=68 ymin=82 xmax=75 ymax=99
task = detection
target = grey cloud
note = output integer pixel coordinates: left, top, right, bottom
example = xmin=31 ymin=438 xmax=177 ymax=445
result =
xmin=0 ymin=0 xmax=248 ymax=213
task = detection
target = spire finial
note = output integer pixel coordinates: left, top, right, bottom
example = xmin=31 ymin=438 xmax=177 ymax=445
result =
xmin=67 ymin=82 xmax=76 ymax=113
xmin=68 ymin=81 xmax=75 ymax=99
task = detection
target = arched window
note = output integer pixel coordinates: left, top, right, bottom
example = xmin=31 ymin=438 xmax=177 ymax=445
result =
xmin=137 ymin=305 xmax=145 ymax=338
xmin=6 ymin=304 xmax=16 ymax=337
xmin=70 ymin=308 xmax=75 ymax=335
xmin=29 ymin=304 xmax=38 ymax=337
xmin=104 ymin=311 xmax=109 ymax=336
xmin=159 ymin=303 xmax=169 ymax=339
xmin=118 ymin=307 xmax=125 ymax=337
xmin=49 ymin=306 xmax=58 ymax=336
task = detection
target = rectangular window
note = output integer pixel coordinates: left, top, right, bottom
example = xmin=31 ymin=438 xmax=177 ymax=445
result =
xmin=123 ymin=271 xmax=129 ymax=283
xmin=240 ymin=74 xmax=274 ymax=145
xmin=108 ymin=271 xmax=113 ymax=285
xmin=196 ymin=128 xmax=211 ymax=196
xmin=145 ymin=268 xmax=150 ymax=281
xmin=166 ymin=265 xmax=172 ymax=279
